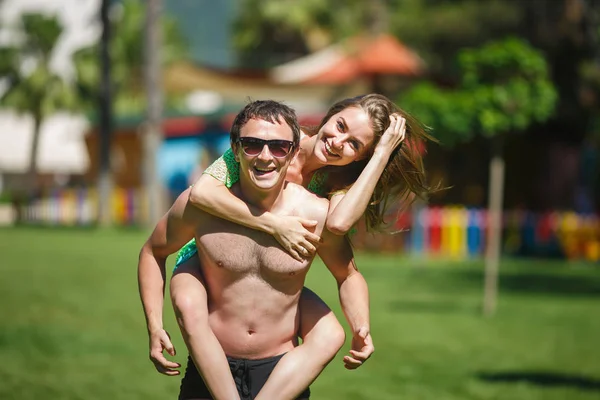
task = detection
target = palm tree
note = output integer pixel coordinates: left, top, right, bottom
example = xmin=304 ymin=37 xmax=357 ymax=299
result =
xmin=73 ymin=0 xmax=186 ymax=116
xmin=144 ymin=0 xmax=164 ymax=226
xmin=73 ymin=0 xmax=187 ymax=225
xmin=0 ymin=13 xmax=77 ymax=193
xmin=97 ymin=0 xmax=113 ymax=227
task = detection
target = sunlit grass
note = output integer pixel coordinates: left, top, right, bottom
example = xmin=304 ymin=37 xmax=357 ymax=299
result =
xmin=0 ymin=227 xmax=598 ymax=400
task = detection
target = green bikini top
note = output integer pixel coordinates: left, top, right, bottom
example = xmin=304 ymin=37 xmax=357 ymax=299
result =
xmin=203 ymin=148 xmax=329 ymax=197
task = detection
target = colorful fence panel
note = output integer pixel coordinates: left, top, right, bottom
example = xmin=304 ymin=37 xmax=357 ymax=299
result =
xmin=408 ymin=207 xmax=599 ymax=262
xmin=18 ymin=192 xmax=600 ymax=262
xmin=21 ymin=187 xmax=145 ymax=226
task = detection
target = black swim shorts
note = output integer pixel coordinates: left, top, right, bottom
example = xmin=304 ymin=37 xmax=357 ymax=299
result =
xmin=178 ymin=353 xmax=311 ymax=400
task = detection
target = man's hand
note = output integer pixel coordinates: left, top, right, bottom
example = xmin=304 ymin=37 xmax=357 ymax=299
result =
xmin=149 ymin=328 xmax=181 ymax=376
xmin=343 ymin=326 xmax=374 ymax=370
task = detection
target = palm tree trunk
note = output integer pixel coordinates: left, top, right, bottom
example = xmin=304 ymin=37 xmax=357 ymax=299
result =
xmin=366 ymin=0 xmax=388 ymax=94
xmin=27 ymin=114 xmax=42 ymax=195
xmin=143 ymin=0 xmax=164 ymax=226
xmin=483 ymin=135 xmax=505 ymax=317
xmin=366 ymin=0 xmax=388 ymax=35
xmin=98 ymin=0 xmax=114 ymax=227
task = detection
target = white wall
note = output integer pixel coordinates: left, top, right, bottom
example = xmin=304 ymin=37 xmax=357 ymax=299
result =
xmin=0 ymin=111 xmax=90 ymax=174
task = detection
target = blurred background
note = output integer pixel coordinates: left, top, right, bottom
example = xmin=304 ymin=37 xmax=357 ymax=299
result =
xmin=0 ymin=1 xmax=599 ymax=399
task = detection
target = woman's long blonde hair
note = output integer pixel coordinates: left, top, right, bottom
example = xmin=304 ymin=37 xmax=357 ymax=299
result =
xmin=303 ymin=94 xmax=437 ymax=232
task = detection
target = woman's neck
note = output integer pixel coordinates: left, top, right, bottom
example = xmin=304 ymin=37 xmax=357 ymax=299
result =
xmin=298 ymin=133 xmax=324 ymax=177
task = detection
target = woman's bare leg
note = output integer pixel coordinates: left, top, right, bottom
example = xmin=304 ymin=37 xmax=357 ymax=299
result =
xmin=255 ymin=287 xmax=346 ymax=400
xmin=170 ymin=256 xmax=240 ymax=400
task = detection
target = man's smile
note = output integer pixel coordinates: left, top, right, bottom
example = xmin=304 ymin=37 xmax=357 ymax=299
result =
xmin=253 ymin=166 xmax=277 ymax=175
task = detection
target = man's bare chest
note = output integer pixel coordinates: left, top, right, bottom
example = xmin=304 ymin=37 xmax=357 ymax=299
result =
xmin=195 ymin=218 xmax=309 ymax=275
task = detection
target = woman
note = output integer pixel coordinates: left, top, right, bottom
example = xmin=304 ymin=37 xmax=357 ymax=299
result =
xmin=172 ymin=94 xmax=434 ymax=399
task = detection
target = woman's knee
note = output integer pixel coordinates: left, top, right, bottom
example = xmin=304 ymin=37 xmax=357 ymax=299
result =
xmin=299 ymin=288 xmax=346 ymax=354
xmin=170 ymin=274 xmax=208 ymax=328
xmin=302 ymin=315 xmax=345 ymax=363
xmin=318 ymin=316 xmax=346 ymax=353
xmin=172 ymin=287 xmax=203 ymax=317
xmin=172 ymin=294 xmax=209 ymax=336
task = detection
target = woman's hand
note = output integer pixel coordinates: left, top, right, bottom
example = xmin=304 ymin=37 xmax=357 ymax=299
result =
xmin=271 ymin=215 xmax=321 ymax=261
xmin=374 ymin=114 xmax=406 ymax=157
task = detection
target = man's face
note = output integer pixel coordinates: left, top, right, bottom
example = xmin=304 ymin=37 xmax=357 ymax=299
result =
xmin=234 ymin=117 xmax=296 ymax=192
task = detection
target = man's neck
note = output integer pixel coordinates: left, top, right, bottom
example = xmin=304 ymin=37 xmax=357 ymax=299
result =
xmin=236 ymin=179 xmax=287 ymax=213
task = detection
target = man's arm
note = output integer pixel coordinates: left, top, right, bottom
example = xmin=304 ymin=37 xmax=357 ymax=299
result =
xmin=317 ymin=230 xmax=374 ymax=369
xmin=139 ymin=189 xmax=241 ymax=400
xmin=137 ymin=188 xmax=201 ymax=375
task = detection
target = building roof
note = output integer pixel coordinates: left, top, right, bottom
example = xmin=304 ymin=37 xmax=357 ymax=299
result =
xmin=270 ymin=34 xmax=424 ymax=85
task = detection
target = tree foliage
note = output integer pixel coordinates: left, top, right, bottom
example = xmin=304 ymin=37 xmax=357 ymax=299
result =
xmin=401 ymin=38 xmax=558 ymax=145
xmin=232 ymin=0 xmax=522 ymax=69
xmin=580 ymin=22 xmax=600 ymax=140
xmin=389 ymin=0 xmax=522 ymax=72
xmin=73 ymin=0 xmax=188 ymax=116
xmin=401 ymin=37 xmax=558 ymax=317
xmin=0 ymin=13 xmax=77 ymax=117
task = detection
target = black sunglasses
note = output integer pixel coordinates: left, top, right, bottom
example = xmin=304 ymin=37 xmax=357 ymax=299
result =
xmin=237 ymin=137 xmax=295 ymax=158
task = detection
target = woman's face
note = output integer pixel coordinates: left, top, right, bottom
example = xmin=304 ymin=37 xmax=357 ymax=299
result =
xmin=314 ymin=106 xmax=375 ymax=166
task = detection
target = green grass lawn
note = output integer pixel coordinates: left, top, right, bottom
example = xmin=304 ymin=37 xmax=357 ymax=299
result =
xmin=0 ymin=227 xmax=598 ymax=400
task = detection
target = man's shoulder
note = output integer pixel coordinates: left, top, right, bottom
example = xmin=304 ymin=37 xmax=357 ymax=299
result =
xmin=285 ymin=182 xmax=329 ymax=204
xmin=172 ymin=187 xmax=208 ymax=224
xmin=284 ymin=182 xmax=329 ymax=216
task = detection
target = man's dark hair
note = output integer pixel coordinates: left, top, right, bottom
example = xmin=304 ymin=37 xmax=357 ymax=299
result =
xmin=230 ymin=100 xmax=301 ymax=147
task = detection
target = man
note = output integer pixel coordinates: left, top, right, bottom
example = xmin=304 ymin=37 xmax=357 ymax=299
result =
xmin=138 ymin=100 xmax=372 ymax=399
